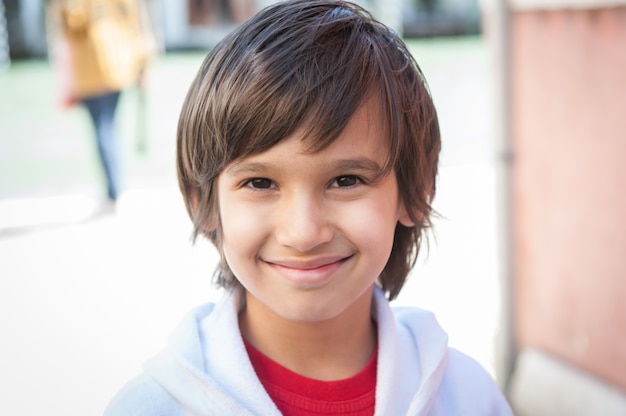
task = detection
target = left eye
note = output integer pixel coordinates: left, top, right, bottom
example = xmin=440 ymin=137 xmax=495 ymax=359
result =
xmin=333 ymin=175 xmax=360 ymax=188
xmin=245 ymin=178 xmax=274 ymax=189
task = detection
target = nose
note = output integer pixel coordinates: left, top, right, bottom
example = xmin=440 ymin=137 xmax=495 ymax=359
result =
xmin=274 ymin=191 xmax=334 ymax=252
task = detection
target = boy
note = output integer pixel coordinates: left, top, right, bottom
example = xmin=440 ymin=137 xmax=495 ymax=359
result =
xmin=105 ymin=0 xmax=513 ymax=414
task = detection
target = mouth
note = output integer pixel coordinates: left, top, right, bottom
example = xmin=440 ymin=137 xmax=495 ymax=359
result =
xmin=264 ymin=255 xmax=353 ymax=288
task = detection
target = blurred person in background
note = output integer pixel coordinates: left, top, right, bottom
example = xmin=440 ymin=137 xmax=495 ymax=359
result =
xmin=47 ymin=0 xmax=157 ymax=210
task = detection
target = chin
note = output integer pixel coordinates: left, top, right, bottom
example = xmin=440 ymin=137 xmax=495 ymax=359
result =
xmin=271 ymin=302 xmax=344 ymax=324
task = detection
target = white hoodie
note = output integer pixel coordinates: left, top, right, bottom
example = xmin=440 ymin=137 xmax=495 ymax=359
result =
xmin=104 ymin=287 xmax=513 ymax=415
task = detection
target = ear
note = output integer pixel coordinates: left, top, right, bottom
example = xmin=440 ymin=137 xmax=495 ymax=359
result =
xmin=398 ymin=202 xmax=416 ymax=227
xmin=189 ymin=186 xmax=219 ymax=233
xmin=189 ymin=185 xmax=200 ymax=212
xmin=203 ymin=213 xmax=219 ymax=233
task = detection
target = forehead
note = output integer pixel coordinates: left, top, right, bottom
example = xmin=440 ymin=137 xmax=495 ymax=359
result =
xmin=225 ymin=96 xmax=390 ymax=173
xmin=325 ymin=96 xmax=387 ymax=151
xmin=293 ymin=94 xmax=390 ymax=156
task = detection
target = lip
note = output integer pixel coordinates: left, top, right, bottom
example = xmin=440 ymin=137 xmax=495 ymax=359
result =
xmin=264 ymin=255 xmax=353 ymax=288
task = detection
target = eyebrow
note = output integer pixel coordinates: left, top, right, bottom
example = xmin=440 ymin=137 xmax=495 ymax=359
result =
xmin=224 ymin=161 xmax=272 ymax=177
xmin=333 ymin=158 xmax=384 ymax=175
xmin=224 ymin=157 xmax=386 ymax=179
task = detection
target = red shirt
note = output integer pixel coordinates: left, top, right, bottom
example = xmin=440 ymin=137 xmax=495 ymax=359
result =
xmin=244 ymin=341 xmax=377 ymax=415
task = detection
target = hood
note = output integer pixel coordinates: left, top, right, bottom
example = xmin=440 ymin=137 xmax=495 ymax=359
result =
xmin=143 ymin=286 xmax=449 ymax=415
xmin=143 ymin=289 xmax=281 ymax=415
xmin=373 ymin=287 xmax=449 ymax=415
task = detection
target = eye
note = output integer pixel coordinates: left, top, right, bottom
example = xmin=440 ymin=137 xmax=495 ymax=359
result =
xmin=244 ymin=178 xmax=275 ymax=189
xmin=332 ymin=175 xmax=361 ymax=188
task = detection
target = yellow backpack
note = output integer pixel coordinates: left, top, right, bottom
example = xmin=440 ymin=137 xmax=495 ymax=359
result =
xmin=59 ymin=0 xmax=156 ymax=98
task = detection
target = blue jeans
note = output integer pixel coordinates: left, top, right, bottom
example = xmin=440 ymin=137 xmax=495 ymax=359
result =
xmin=82 ymin=91 xmax=123 ymax=201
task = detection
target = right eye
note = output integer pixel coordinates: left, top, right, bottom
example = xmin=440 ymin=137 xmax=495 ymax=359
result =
xmin=244 ymin=178 xmax=274 ymax=189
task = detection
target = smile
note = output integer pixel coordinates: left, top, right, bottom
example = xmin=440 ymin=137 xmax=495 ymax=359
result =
xmin=264 ymin=255 xmax=353 ymax=288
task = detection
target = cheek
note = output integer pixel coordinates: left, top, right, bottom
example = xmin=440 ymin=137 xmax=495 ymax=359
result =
xmin=340 ymin=197 xmax=399 ymax=255
xmin=221 ymin=204 xmax=254 ymax=246
xmin=219 ymin=195 xmax=270 ymax=268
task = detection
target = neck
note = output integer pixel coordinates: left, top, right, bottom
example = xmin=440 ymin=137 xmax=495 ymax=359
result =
xmin=238 ymin=287 xmax=377 ymax=381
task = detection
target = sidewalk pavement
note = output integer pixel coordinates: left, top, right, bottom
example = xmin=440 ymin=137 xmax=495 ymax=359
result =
xmin=0 ymin=36 xmax=502 ymax=415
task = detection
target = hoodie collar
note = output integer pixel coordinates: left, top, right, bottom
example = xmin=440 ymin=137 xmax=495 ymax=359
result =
xmin=145 ymin=286 xmax=449 ymax=415
xmin=373 ymin=285 xmax=449 ymax=415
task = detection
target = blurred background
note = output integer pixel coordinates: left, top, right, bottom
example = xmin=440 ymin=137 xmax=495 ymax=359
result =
xmin=1 ymin=0 xmax=625 ymax=415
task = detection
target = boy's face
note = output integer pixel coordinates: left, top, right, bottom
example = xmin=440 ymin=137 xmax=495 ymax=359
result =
xmin=216 ymin=98 xmax=412 ymax=324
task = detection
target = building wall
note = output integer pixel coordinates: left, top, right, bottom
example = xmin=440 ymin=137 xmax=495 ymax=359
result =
xmin=6 ymin=0 xmax=481 ymax=57
xmin=511 ymin=5 xmax=626 ymax=390
xmin=507 ymin=3 xmax=626 ymax=414
xmin=5 ymin=0 xmax=47 ymax=57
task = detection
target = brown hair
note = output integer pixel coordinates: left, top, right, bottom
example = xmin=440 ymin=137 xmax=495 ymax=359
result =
xmin=176 ymin=0 xmax=440 ymax=300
